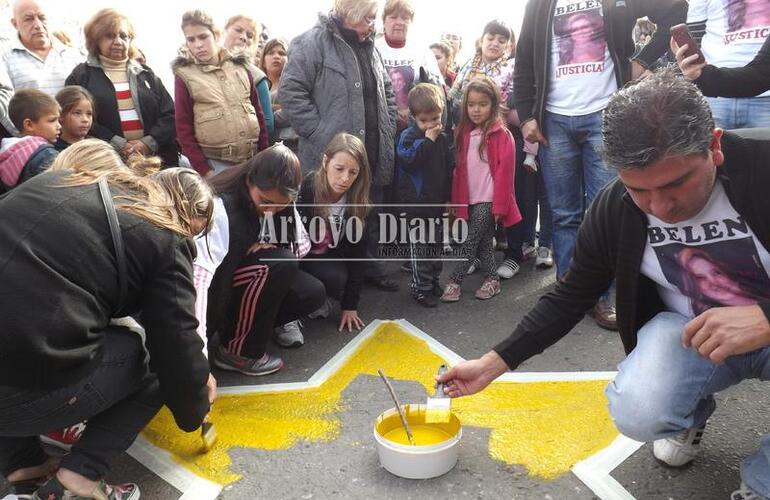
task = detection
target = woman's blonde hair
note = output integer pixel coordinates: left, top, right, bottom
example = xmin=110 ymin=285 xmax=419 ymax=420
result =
xmin=51 ymin=140 xmax=195 ymax=237
xmin=84 ymin=8 xmax=135 ymax=57
xmin=312 ymin=133 xmax=371 ymax=222
xmin=332 ymin=0 xmax=378 ymax=24
xmin=224 ymin=15 xmax=259 ymax=50
xmin=48 ymin=138 xmax=125 ymax=174
xmin=126 ymin=154 xmax=162 ymax=177
xmin=152 ymin=167 xmax=215 ymax=237
xmin=49 ymin=139 xmax=161 ymax=178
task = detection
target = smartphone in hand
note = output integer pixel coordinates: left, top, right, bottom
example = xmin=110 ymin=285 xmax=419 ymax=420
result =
xmin=670 ymin=24 xmax=706 ymax=64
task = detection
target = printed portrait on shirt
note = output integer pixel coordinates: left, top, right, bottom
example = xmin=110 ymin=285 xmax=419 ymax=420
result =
xmin=653 ymin=239 xmax=770 ymax=316
xmin=387 ymin=66 xmax=414 ymax=112
xmin=553 ymin=8 xmax=606 ymax=66
xmin=727 ymin=0 xmax=770 ymax=32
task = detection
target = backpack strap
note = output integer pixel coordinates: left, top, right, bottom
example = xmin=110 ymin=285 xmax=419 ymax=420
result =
xmin=98 ymin=177 xmax=127 ymax=310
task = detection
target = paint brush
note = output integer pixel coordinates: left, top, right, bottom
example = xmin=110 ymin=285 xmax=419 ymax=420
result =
xmin=425 ymin=364 xmax=451 ymax=424
xmin=377 ymin=369 xmax=416 ymax=446
xmin=201 ymin=420 xmax=217 ymax=452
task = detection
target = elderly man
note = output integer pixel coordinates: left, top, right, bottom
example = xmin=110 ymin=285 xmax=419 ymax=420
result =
xmin=0 ymin=0 xmax=82 ymax=133
xmin=439 ymin=68 xmax=770 ymax=500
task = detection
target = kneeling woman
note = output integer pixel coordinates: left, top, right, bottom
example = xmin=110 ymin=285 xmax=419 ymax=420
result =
xmin=206 ymin=145 xmax=325 ymax=376
xmin=297 ymin=133 xmax=371 ymax=332
xmin=0 ymin=142 xmax=213 ymax=498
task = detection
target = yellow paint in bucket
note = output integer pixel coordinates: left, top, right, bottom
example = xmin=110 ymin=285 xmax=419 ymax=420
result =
xmin=373 ymin=404 xmax=462 ymax=478
xmin=375 ymin=405 xmax=459 ymax=446
xmin=383 ymin=425 xmax=450 ymax=446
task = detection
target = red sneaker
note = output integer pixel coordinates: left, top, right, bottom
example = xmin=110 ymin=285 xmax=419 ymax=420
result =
xmin=40 ymin=422 xmax=87 ymax=451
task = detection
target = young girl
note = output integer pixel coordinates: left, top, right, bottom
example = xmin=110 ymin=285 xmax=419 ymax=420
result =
xmin=173 ymin=10 xmax=269 ymax=178
xmin=297 ymin=133 xmax=371 ymax=332
xmin=205 ymin=144 xmax=324 ymax=375
xmin=441 ymin=77 xmax=520 ymax=302
xmin=54 ymin=86 xmax=95 ymax=152
xmin=153 ymin=167 xmax=217 ymax=357
xmin=448 ymin=20 xmax=514 ymax=118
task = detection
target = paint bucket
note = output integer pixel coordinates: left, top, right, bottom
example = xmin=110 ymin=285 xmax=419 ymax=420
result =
xmin=373 ymin=403 xmax=462 ymax=479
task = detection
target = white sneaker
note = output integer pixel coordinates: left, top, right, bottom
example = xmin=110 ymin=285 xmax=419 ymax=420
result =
xmin=731 ymin=482 xmax=766 ymax=500
xmin=275 ymin=320 xmax=304 ymax=348
xmin=652 ymin=423 xmax=706 ymax=467
xmin=307 ymin=299 xmax=331 ymax=319
xmin=535 ymin=246 xmax=554 ymax=268
xmin=521 ymin=243 xmax=536 ymax=261
xmin=496 ymin=258 xmax=520 ymax=279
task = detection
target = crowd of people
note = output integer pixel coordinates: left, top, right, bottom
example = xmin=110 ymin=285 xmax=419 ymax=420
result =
xmin=2 ymin=0 xmax=770 ymax=498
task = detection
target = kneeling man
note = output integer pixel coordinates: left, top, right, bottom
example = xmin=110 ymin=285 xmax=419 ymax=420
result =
xmin=439 ymin=68 xmax=770 ymax=500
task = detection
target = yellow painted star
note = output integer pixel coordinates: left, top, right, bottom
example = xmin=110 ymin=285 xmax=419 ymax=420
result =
xmin=141 ymin=322 xmax=618 ymax=486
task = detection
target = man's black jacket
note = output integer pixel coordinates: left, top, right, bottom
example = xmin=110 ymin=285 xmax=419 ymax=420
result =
xmin=494 ymin=131 xmax=770 ymax=369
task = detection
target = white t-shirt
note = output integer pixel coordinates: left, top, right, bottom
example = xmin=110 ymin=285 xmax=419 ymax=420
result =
xmin=194 ymin=197 xmax=229 ymax=274
xmin=192 ymin=197 xmax=228 ymax=357
xmin=688 ymin=0 xmax=770 ymax=98
xmin=375 ymin=37 xmax=443 ymax=116
xmin=640 ymin=181 xmax=770 ymax=319
xmin=546 ymin=0 xmax=617 ymax=116
xmin=688 ymin=1 xmax=770 ymax=69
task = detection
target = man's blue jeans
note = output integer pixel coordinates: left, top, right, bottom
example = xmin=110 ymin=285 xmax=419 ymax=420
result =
xmin=606 ymin=312 xmax=770 ymax=497
xmin=539 ymin=110 xmax=617 ymax=279
xmin=708 ymin=96 xmax=770 ymax=129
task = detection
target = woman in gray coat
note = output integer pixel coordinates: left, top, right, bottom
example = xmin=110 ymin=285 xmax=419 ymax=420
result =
xmin=279 ymin=0 xmax=399 ymax=290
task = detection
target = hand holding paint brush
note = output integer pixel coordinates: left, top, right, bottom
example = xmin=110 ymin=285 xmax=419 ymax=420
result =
xmin=435 ymin=351 xmax=509 ymax=398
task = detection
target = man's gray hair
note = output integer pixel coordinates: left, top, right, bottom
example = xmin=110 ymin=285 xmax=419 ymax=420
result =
xmin=602 ymin=66 xmax=715 ymax=170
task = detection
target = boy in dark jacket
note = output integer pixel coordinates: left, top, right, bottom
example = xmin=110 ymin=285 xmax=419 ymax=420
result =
xmin=0 ymin=89 xmax=60 ymax=192
xmin=396 ymin=83 xmax=453 ymax=307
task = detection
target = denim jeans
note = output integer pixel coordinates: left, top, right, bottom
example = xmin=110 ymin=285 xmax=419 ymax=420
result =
xmin=0 ymin=326 xmax=162 ymax=481
xmin=708 ymin=96 xmax=770 ymax=129
xmin=505 ymin=127 xmax=553 ymax=261
xmin=540 ymin=110 xmax=617 ymax=279
xmin=606 ymin=312 xmax=770 ymax=497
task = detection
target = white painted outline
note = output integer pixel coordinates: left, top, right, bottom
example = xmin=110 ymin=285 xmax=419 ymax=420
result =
xmin=129 ymin=319 xmax=640 ymax=500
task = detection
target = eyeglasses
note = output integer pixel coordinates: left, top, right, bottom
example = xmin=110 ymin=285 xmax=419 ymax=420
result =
xmin=105 ymin=31 xmax=132 ymax=42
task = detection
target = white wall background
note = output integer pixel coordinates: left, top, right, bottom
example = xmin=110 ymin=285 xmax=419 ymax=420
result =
xmin=1 ymin=0 xmax=526 ymax=92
